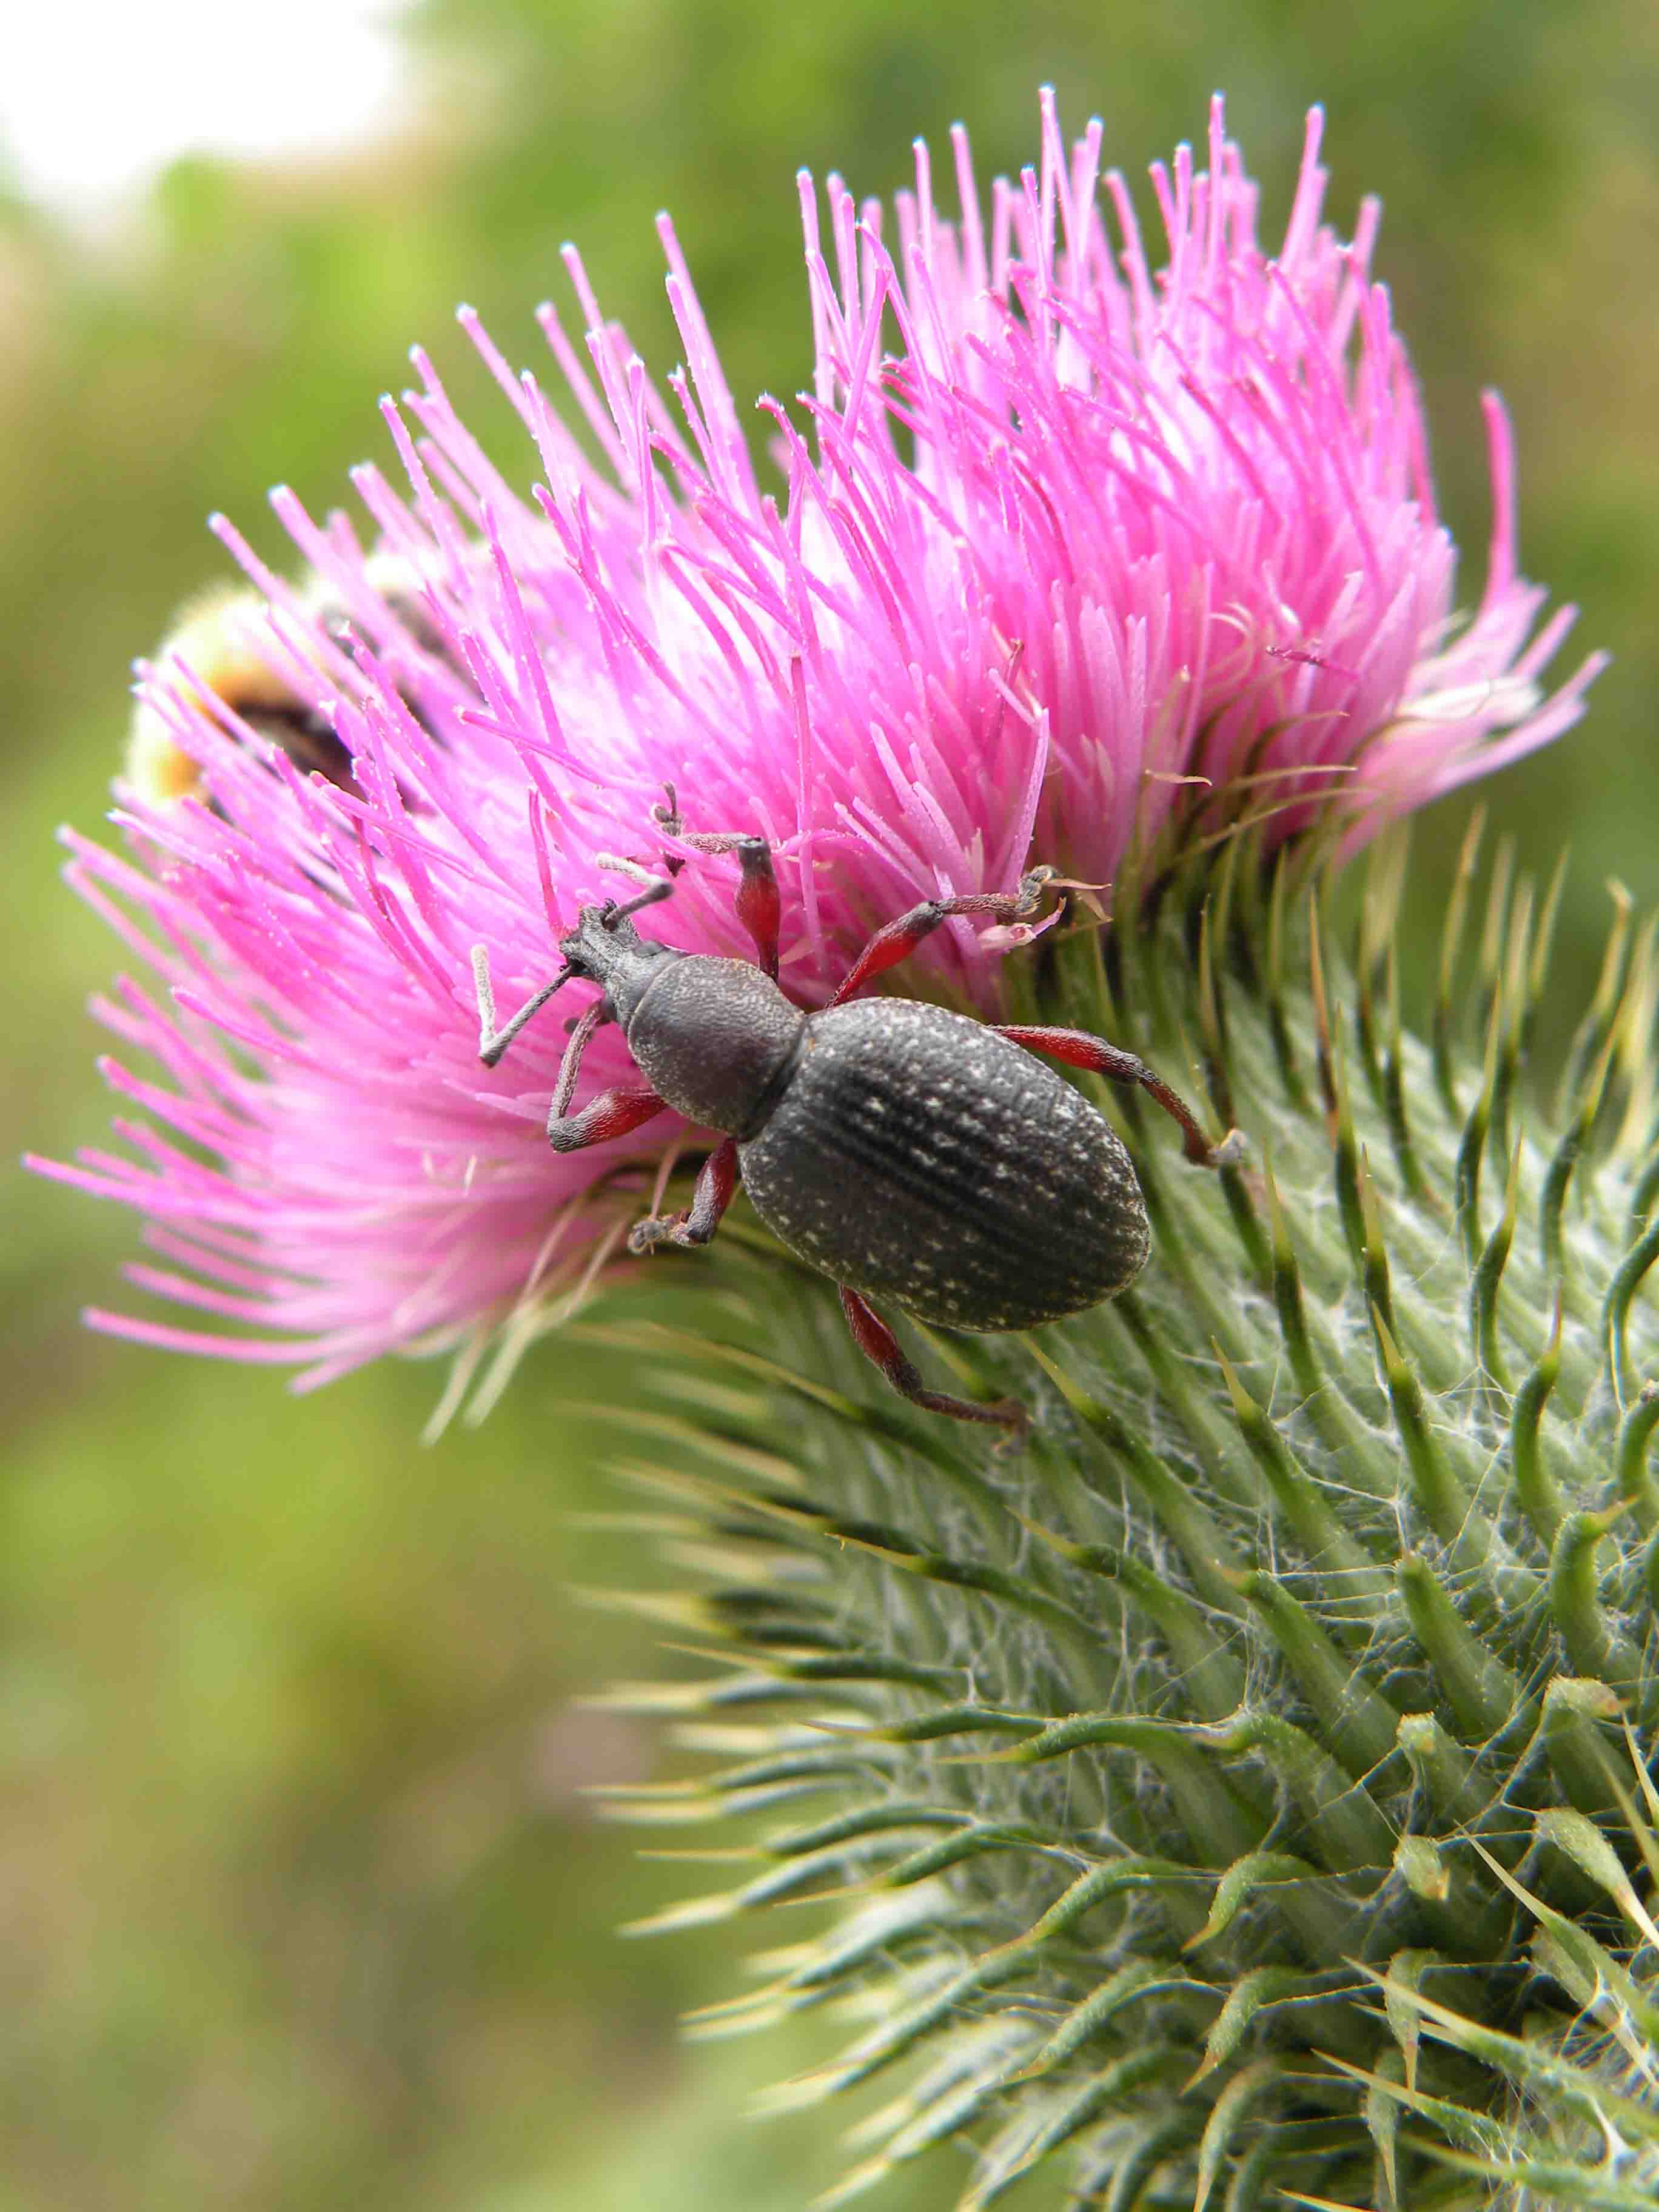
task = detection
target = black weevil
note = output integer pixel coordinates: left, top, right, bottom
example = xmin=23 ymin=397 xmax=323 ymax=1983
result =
xmin=472 ymin=831 xmax=1242 ymax=1439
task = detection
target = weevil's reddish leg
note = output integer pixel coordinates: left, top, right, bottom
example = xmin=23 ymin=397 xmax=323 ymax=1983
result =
xmin=543 ymin=993 xmax=669 ymax=1151
xmin=544 ymin=997 xmax=606 ymax=1114
xmin=830 ymin=870 xmax=1054 ymax=1006
xmin=679 ymin=833 xmax=782 ymax=980
xmin=475 ymin=947 xmax=668 ymax=1152
xmin=839 ymin=1287 xmax=1028 ymax=1438
xmin=629 ymin=1136 xmax=740 ymax=1253
xmin=546 ymin=1086 xmax=668 ymax=1153
xmin=994 ymin=1025 xmax=1246 ymax=1168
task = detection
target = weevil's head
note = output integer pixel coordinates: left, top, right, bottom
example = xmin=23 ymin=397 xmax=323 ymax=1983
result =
xmin=558 ymin=894 xmax=681 ymax=1025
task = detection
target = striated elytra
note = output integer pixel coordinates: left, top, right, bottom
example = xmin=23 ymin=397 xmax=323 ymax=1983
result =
xmin=737 ymin=999 xmax=1150 ymax=1331
xmin=472 ymin=830 xmax=1240 ymax=1436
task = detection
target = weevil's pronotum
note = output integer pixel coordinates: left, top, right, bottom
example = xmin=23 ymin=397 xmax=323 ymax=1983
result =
xmin=472 ymin=825 xmax=1243 ymax=1438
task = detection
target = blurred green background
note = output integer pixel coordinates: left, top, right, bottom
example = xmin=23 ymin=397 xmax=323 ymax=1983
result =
xmin=5 ymin=2 xmax=1656 ymax=2205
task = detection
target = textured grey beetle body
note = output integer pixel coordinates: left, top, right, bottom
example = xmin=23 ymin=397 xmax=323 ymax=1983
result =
xmin=615 ymin=952 xmax=1150 ymax=1332
xmin=472 ymin=864 xmax=1224 ymax=1429
xmin=736 ymin=999 xmax=1150 ymax=1330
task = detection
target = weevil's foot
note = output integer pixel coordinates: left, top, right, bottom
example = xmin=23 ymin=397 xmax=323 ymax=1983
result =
xmin=1013 ymin=864 xmax=1058 ymax=913
xmin=988 ymin=1400 xmax=1031 ymax=1456
xmin=1206 ymin=1127 xmax=1249 ymax=1170
xmin=628 ymin=1210 xmax=690 ymax=1256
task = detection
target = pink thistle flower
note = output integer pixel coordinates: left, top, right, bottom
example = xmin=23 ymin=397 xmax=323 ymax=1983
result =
xmin=32 ymin=94 xmax=1603 ymax=1393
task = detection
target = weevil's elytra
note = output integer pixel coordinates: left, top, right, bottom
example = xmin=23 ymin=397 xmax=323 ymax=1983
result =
xmin=740 ymin=999 xmax=1149 ymax=1330
xmin=471 ymin=825 xmax=1242 ymax=1438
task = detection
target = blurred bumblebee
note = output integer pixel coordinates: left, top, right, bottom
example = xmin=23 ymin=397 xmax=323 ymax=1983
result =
xmin=126 ymin=557 xmax=446 ymax=809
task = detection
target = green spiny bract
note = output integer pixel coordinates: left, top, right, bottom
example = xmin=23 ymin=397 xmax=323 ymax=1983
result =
xmin=577 ymin=825 xmax=1659 ymax=2212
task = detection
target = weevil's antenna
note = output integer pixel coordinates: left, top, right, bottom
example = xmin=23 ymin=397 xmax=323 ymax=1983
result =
xmin=592 ymin=850 xmax=680 ymax=925
xmin=473 ymin=948 xmax=577 ymax=1068
xmin=605 ymin=876 xmax=677 ymax=924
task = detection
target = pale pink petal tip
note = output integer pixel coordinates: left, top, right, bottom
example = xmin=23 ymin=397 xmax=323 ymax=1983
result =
xmin=39 ymin=93 xmax=1600 ymax=1389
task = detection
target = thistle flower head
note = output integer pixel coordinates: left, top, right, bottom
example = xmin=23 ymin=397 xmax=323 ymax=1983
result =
xmin=35 ymin=95 xmax=1601 ymax=1387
